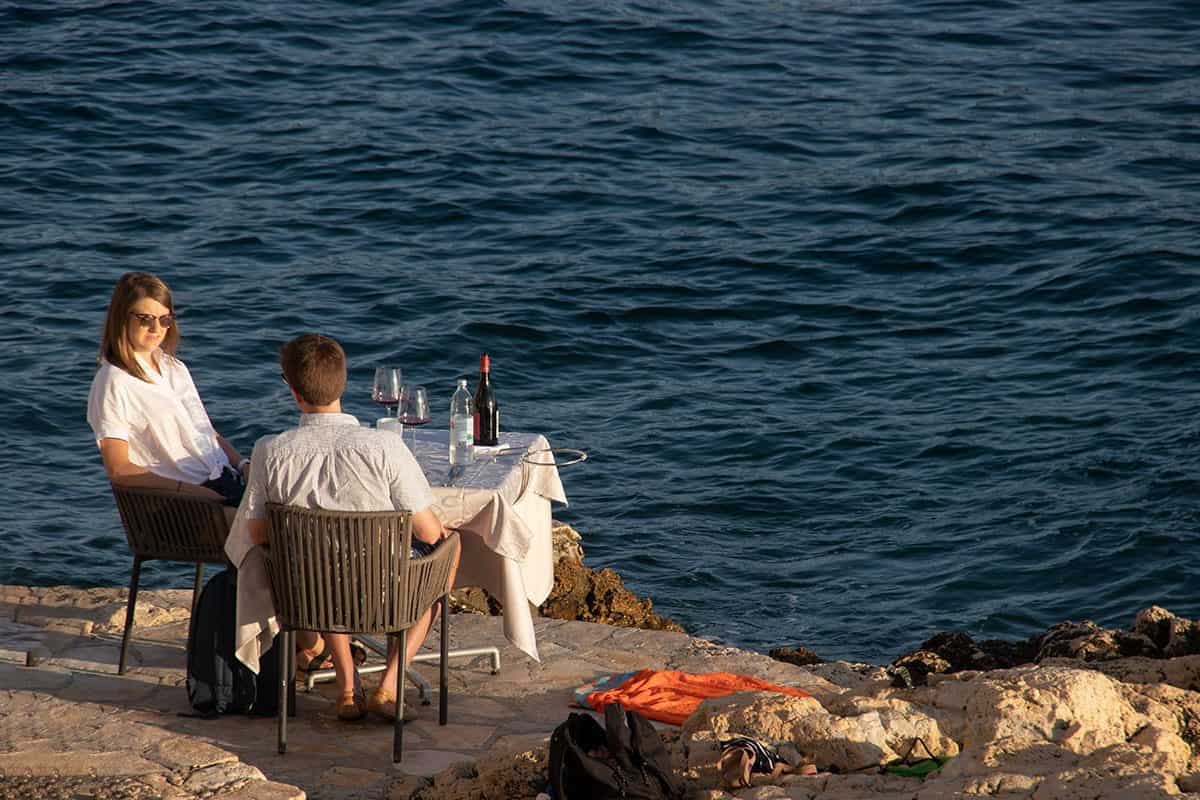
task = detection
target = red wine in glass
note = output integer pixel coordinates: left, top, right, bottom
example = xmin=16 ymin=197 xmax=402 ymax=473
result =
xmin=398 ymin=385 xmax=430 ymax=450
xmin=373 ymin=367 xmax=401 ymax=417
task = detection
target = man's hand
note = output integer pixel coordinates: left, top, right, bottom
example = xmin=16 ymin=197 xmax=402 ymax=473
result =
xmin=247 ymin=518 xmax=269 ymax=548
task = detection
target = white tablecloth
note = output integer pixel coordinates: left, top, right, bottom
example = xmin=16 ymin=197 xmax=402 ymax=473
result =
xmin=225 ymin=429 xmax=567 ymax=673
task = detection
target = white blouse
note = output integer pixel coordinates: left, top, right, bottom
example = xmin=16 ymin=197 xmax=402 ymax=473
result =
xmin=87 ymin=351 xmax=231 ymax=484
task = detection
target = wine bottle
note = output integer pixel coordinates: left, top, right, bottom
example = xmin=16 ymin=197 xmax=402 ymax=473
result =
xmin=473 ymin=353 xmax=499 ymax=447
xmin=450 ymin=378 xmax=474 ymax=465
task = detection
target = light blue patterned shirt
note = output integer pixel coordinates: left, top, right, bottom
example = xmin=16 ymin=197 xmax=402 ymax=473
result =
xmin=244 ymin=412 xmax=435 ymax=519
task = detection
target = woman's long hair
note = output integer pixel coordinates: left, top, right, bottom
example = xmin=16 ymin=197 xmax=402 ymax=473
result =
xmin=99 ymin=272 xmax=180 ymax=382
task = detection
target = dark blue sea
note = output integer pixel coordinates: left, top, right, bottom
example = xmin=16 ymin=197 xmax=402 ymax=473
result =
xmin=2 ymin=0 xmax=1198 ymax=664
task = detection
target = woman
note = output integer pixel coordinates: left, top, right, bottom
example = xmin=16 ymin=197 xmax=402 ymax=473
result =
xmin=87 ymin=271 xmax=343 ymax=673
xmin=87 ymin=271 xmax=247 ymax=508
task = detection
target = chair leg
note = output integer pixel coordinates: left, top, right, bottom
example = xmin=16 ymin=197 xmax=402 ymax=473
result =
xmin=118 ymin=558 xmax=143 ymax=676
xmin=393 ymin=631 xmax=406 ymax=764
xmin=439 ymin=593 xmax=449 ymax=725
xmin=288 ymin=654 xmax=297 ymax=717
xmin=278 ymin=630 xmax=291 ymax=754
xmin=191 ymin=563 xmax=205 ymax=615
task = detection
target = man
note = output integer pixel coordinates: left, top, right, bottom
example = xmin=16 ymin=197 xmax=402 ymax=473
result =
xmin=243 ymin=333 xmax=456 ymax=722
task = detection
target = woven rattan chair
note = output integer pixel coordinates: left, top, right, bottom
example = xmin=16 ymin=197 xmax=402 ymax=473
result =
xmin=109 ymin=484 xmax=231 ymax=675
xmin=264 ymin=503 xmax=459 ymax=763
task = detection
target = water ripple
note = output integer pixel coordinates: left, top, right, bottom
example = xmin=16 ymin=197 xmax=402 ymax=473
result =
xmin=2 ymin=0 xmax=1199 ymax=663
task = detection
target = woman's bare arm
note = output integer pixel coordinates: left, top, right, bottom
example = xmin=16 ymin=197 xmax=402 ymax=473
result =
xmin=215 ymin=434 xmax=244 ymax=470
xmin=99 ymin=438 xmax=223 ymax=501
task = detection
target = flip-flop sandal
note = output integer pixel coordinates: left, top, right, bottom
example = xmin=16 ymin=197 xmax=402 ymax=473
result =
xmin=296 ymin=644 xmax=335 ymax=673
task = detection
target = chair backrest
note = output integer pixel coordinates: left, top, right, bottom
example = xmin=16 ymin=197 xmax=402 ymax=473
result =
xmin=110 ymin=484 xmax=230 ymax=564
xmin=264 ymin=504 xmax=458 ymax=636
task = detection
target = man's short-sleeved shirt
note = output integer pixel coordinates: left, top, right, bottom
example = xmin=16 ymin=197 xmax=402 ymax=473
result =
xmin=244 ymin=412 xmax=435 ymax=519
xmin=86 ymin=353 xmax=230 ymax=483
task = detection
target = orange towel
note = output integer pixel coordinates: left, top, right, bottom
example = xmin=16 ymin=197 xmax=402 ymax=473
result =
xmin=584 ymin=668 xmax=811 ymax=725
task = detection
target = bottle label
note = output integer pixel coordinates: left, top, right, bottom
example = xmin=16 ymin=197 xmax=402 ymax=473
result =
xmin=451 ymin=413 xmax=474 ymax=465
xmin=451 ymin=414 xmax=473 ymax=445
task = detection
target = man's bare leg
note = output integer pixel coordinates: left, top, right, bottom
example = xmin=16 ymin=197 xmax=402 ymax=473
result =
xmin=326 ymin=632 xmax=366 ymax=720
xmin=368 ymin=605 xmax=438 ymax=720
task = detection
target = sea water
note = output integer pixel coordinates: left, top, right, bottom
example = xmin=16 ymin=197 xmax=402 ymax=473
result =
xmin=1 ymin=0 xmax=1198 ymax=663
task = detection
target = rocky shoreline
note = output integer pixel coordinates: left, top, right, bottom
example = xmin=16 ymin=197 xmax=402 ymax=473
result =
xmin=451 ymin=521 xmax=685 ymax=633
xmin=5 ymin=523 xmax=1200 ymax=799
xmin=446 ymin=523 xmax=1200 ymax=799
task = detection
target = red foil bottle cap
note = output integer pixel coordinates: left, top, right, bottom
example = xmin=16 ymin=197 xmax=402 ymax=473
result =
xmin=480 ymin=353 xmax=490 ymax=372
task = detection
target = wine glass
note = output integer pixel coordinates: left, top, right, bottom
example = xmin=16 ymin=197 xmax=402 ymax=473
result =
xmin=397 ymin=384 xmax=431 ymax=451
xmin=372 ymin=366 xmax=401 ymax=418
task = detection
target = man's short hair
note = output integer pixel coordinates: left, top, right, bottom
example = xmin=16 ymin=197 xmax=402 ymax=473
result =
xmin=280 ymin=333 xmax=346 ymax=406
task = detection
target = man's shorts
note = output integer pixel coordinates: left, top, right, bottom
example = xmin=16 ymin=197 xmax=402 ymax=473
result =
xmin=411 ymin=539 xmax=437 ymax=559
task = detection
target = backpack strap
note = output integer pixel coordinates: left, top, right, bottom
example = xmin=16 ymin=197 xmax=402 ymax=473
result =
xmin=604 ymin=703 xmax=637 ymax=772
xmin=624 ymin=708 xmax=685 ymax=799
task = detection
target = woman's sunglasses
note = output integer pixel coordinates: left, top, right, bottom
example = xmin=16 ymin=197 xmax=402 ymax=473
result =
xmin=129 ymin=311 xmax=175 ymax=329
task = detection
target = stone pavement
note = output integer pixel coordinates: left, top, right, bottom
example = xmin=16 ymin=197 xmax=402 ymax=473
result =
xmin=0 ymin=584 xmax=827 ymax=800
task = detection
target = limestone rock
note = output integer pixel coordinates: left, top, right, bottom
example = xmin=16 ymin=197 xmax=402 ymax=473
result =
xmin=1134 ymin=606 xmax=1200 ymax=658
xmin=414 ymin=734 xmax=546 ymax=800
xmin=957 ymin=666 xmax=1145 ymax=761
xmin=827 ymin=695 xmax=959 ymax=760
xmin=1034 ymin=619 xmax=1159 ymax=662
xmin=551 ymin=520 xmax=584 ymax=564
xmin=449 ymin=586 xmax=500 ymax=616
xmin=768 ymin=645 xmax=824 ymax=667
xmin=682 ymin=691 xmax=902 ymax=774
xmin=452 ymin=519 xmax=684 ymax=633
xmin=804 ymin=661 xmax=890 ymax=694
xmin=892 ymin=649 xmax=952 ymax=686
xmin=888 ymin=631 xmax=1038 ymax=688
xmin=541 ymin=560 xmax=684 ymax=632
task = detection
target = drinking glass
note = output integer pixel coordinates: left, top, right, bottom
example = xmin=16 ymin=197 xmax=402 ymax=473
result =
xmin=372 ymin=367 xmax=401 ymax=417
xmin=397 ymin=384 xmax=431 ymax=451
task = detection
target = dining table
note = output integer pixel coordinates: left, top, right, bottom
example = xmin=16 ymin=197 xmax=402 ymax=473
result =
xmin=225 ymin=426 xmax=568 ymax=674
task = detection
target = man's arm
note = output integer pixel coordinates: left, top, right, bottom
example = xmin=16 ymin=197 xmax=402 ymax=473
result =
xmin=411 ymin=507 xmax=447 ymax=546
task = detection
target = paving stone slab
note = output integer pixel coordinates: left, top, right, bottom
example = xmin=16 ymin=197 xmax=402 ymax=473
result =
xmin=211 ymin=780 xmax=306 ymax=800
xmin=153 ymin=737 xmax=241 ymax=771
xmin=0 ymin=750 xmax=162 ymax=777
xmin=418 ymin=722 xmax=496 ymax=750
xmin=396 ymin=750 xmax=474 ymax=777
xmin=318 ymin=765 xmax=387 ymax=788
xmin=0 ymin=583 xmax=815 ymax=799
xmin=183 ymin=761 xmax=267 ymax=793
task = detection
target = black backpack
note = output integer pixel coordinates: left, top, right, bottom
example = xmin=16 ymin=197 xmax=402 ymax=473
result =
xmin=185 ymin=567 xmax=289 ymax=717
xmin=549 ymin=704 xmax=684 ymax=800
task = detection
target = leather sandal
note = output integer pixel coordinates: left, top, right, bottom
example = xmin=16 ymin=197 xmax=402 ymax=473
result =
xmin=367 ymin=687 xmax=417 ymax=722
xmin=299 ymin=636 xmax=367 ymax=671
xmin=296 ymin=633 xmax=335 ymax=673
xmin=337 ymin=688 xmax=367 ymax=722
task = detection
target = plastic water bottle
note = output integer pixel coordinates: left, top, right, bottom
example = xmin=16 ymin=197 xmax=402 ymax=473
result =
xmin=450 ymin=378 xmax=475 ymax=466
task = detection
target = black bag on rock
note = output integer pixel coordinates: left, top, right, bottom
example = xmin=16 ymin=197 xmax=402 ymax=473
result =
xmin=548 ymin=704 xmax=684 ymax=800
xmin=185 ymin=568 xmax=290 ymax=717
